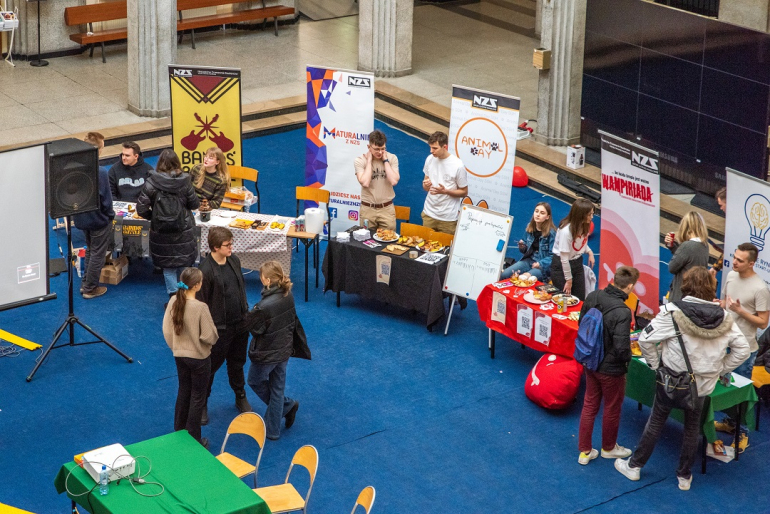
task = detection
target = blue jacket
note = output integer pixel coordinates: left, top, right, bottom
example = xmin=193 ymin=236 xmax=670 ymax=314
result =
xmin=521 ymin=228 xmax=556 ymax=269
xmin=72 ymin=166 xmax=114 ymax=231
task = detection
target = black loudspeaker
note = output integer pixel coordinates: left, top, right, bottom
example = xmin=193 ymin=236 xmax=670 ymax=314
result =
xmin=47 ymin=138 xmax=99 ymax=219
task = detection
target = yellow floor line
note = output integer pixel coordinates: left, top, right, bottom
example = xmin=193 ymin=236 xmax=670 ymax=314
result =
xmin=0 ymin=329 xmax=41 ymax=351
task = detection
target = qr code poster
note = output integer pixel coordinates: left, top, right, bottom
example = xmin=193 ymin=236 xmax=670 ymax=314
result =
xmin=534 ymin=311 xmax=551 ymax=346
xmin=517 ymin=304 xmax=533 ymax=337
xmin=376 ymin=255 xmax=392 ymax=285
xmin=491 ymin=292 xmax=507 ymax=323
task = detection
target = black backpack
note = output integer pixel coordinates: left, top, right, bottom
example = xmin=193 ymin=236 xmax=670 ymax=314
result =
xmin=152 ymin=189 xmax=186 ymax=233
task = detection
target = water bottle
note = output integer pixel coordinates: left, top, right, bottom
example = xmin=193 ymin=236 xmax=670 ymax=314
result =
xmin=99 ymin=465 xmax=109 ymax=496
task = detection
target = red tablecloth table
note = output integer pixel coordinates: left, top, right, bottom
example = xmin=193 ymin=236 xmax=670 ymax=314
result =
xmin=477 ymin=282 xmax=582 ymax=359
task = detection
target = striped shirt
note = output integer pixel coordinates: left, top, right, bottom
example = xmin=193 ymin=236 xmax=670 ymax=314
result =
xmin=191 ymin=165 xmax=227 ymax=209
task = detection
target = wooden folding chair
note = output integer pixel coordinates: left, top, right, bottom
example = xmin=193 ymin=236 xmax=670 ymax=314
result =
xmin=351 ymin=485 xmax=376 ymax=514
xmin=216 ymin=412 xmax=266 ymax=488
xmin=222 ymin=165 xmax=260 ymax=212
xmin=394 ymin=205 xmax=410 ymax=232
xmin=254 ymin=445 xmax=318 ymax=513
xmin=290 ymin=186 xmax=331 ymax=302
xmin=400 ymin=222 xmax=432 ymax=240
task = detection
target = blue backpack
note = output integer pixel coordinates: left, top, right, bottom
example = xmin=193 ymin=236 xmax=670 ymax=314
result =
xmin=574 ymin=303 xmax=623 ymax=371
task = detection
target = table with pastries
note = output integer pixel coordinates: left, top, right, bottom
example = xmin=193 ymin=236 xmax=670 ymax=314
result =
xmin=54 ymin=431 xmax=269 ymax=514
xmin=322 ymin=231 xmax=450 ymax=329
xmin=477 ymin=280 xmax=582 ymax=359
xmin=112 ymin=202 xmax=292 ymax=273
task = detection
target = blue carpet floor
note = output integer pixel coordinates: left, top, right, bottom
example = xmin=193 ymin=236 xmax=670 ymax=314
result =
xmin=0 ymin=123 xmax=767 ymax=513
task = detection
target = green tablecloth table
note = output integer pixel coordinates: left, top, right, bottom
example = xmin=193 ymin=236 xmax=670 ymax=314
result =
xmin=626 ymin=357 xmax=758 ymax=443
xmin=54 ymin=431 xmax=270 ymax=514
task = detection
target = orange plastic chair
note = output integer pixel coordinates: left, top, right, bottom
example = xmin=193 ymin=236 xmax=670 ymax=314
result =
xmin=400 ymin=222 xmax=432 ymax=240
xmin=291 ymin=186 xmax=331 ymax=301
xmin=221 ymin=165 xmax=260 ymax=212
xmin=394 ymin=205 xmax=410 ymax=231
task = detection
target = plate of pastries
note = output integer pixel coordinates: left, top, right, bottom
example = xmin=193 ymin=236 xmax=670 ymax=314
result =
xmin=396 ymin=235 xmax=425 ymax=246
xmin=523 ymin=290 xmax=552 ymax=304
xmin=510 ymin=272 xmax=538 ymax=287
xmin=373 ymin=229 xmax=399 ymax=242
xmin=416 ymin=240 xmax=444 ymax=252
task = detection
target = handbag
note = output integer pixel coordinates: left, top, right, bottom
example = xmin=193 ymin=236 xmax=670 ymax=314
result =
xmin=654 ymin=317 xmax=699 ymax=410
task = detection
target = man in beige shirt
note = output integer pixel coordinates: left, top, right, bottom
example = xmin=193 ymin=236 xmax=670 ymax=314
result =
xmin=354 ymin=129 xmax=400 ymax=230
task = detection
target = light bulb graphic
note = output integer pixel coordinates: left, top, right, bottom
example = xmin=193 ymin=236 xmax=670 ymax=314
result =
xmin=744 ymin=194 xmax=770 ymax=251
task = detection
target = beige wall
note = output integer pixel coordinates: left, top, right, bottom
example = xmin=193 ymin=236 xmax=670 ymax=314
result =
xmin=719 ymin=0 xmax=770 ymax=32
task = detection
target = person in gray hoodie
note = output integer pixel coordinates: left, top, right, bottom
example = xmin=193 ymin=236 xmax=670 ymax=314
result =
xmin=615 ymin=267 xmax=749 ymax=491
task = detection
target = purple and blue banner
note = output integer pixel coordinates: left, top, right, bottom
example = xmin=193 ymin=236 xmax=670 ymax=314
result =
xmin=305 ymin=66 xmax=374 ymax=230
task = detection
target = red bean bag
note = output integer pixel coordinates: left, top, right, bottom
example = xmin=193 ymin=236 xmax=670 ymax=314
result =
xmin=525 ymin=354 xmax=583 ymax=409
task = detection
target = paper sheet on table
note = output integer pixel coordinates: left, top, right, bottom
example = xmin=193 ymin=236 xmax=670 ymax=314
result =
xmin=706 ymin=443 xmax=735 ymax=463
xmin=491 ymin=292 xmax=506 ymax=323
xmin=205 ymin=215 xmax=234 ymax=227
xmin=731 ymin=373 xmax=752 ymax=388
xmin=517 ymin=304 xmax=533 ymax=337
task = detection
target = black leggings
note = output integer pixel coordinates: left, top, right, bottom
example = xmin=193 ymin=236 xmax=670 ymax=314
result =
xmin=550 ymin=256 xmax=586 ymax=300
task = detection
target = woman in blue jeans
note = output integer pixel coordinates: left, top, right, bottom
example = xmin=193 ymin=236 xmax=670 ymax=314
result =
xmin=501 ymin=202 xmax=556 ymax=281
xmin=245 ymin=261 xmax=303 ymax=440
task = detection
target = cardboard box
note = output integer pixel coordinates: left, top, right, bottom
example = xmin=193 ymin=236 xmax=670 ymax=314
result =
xmin=533 ymin=48 xmax=551 ymax=70
xmin=100 ymin=255 xmax=129 ymax=285
xmin=566 ymin=145 xmax=585 ymax=169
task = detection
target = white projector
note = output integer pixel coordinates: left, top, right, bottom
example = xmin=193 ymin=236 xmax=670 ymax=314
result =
xmin=82 ymin=444 xmax=135 ymax=483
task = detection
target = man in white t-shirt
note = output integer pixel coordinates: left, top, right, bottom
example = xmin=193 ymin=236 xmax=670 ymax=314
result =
xmin=716 ymin=242 xmax=770 ymax=440
xmin=354 ymin=129 xmax=399 ymax=230
xmin=421 ymin=131 xmax=468 ymax=234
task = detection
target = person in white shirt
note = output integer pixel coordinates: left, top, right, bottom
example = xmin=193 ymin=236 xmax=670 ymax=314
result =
xmin=550 ymin=197 xmax=596 ymax=301
xmin=421 ymin=131 xmax=469 ymax=234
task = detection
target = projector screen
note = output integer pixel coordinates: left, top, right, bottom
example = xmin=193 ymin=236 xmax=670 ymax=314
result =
xmin=0 ymin=144 xmax=55 ymax=311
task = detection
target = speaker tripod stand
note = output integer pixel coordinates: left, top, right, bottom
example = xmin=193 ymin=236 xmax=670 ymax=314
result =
xmin=27 ymin=215 xmax=132 ymax=382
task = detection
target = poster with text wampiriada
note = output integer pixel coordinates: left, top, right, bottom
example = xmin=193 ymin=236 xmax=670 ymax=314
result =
xmin=448 ymin=86 xmax=520 ymax=215
xmin=598 ymin=131 xmax=660 ymax=316
xmin=305 ymin=66 xmax=374 ymax=231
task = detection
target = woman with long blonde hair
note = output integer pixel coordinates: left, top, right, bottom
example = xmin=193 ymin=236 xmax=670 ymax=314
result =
xmin=666 ymin=211 xmax=709 ymax=302
xmin=190 ymin=147 xmax=230 ymax=209
xmin=162 ymin=267 xmax=218 ymax=448
xmin=245 ymin=261 xmax=308 ymax=440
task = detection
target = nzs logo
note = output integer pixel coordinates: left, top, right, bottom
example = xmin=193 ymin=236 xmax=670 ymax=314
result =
xmin=347 ymin=76 xmax=371 ymax=88
xmin=323 ymin=127 xmax=337 ymax=139
xmin=472 ymin=95 xmax=498 ymax=111
xmin=631 ymin=151 xmax=659 ymax=173
xmin=348 ymin=210 xmax=359 ymax=221
xmin=173 ymin=69 xmax=192 ymax=77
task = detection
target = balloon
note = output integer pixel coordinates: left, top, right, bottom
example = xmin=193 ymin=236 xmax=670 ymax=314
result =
xmin=512 ymin=166 xmax=529 ymax=187
xmin=589 ymin=221 xmax=595 ymax=237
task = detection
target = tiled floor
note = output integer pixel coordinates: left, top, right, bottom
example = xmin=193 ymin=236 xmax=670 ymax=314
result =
xmin=0 ymin=0 xmax=538 ymax=147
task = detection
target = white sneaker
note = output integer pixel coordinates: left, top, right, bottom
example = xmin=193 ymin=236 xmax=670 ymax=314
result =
xmin=614 ymin=458 xmax=641 ymax=481
xmin=677 ymin=475 xmax=692 ymax=491
xmin=578 ymin=448 xmax=599 ymax=465
xmin=602 ymin=444 xmax=633 ymax=459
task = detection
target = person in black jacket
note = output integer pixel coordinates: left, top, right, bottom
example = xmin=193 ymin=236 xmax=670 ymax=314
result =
xmin=73 ymin=132 xmax=114 ymax=299
xmin=577 ymin=266 xmax=639 ymax=465
xmin=108 ymin=141 xmax=154 ymax=202
xmin=246 ymin=261 xmax=301 ymax=440
xmin=196 ymin=227 xmax=252 ymax=425
xmin=136 ymin=149 xmax=200 ymax=296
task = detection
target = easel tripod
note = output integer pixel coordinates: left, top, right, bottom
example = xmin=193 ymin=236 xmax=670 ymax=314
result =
xmin=27 ymin=215 xmax=132 ymax=381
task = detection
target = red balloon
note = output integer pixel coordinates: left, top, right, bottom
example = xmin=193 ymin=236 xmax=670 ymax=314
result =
xmin=589 ymin=221 xmax=595 ymax=237
xmin=512 ymin=165 xmax=529 ymax=187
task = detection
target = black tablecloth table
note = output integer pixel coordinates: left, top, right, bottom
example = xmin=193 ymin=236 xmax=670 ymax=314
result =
xmin=322 ymin=239 xmax=448 ymax=328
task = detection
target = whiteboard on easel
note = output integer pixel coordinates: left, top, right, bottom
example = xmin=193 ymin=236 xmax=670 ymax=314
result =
xmin=443 ymin=204 xmax=512 ymax=301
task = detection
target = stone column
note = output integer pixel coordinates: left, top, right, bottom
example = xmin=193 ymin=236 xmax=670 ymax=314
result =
xmin=127 ymin=0 xmax=176 ymax=118
xmin=534 ymin=0 xmax=587 ymax=146
xmin=358 ymin=0 xmax=412 ymax=78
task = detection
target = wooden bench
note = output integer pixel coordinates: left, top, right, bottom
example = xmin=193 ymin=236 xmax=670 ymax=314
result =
xmin=177 ymin=0 xmax=295 ymax=49
xmin=64 ymin=0 xmax=127 ymax=63
xmin=64 ymin=0 xmax=295 ymax=62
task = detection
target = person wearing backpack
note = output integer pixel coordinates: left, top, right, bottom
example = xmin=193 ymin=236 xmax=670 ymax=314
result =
xmin=137 ymin=149 xmax=200 ymax=298
xmin=576 ymin=266 xmax=639 ymax=465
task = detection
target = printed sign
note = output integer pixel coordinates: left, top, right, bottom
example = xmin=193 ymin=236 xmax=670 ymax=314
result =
xmin=449 ymin=86 xmax=520 ymax=215
xmin=598 ymin=132 xmax=660 ymax=316
xmin=534 ymin=312 xmax=551 ymax=345
xmin=517 ymin=304 xmax=533 ymax=337
xmin=169 ymin=65 xmax=243 ymax=171
xmin=17 ymin=263 xmax=40 ymax=284
xmin=376 ymin=254 xmax=392 ymax=285
xmin=306 ymin=66 xmax=375 ymax=230
xmin=492 ymin=291 xmax=507 ymax=323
